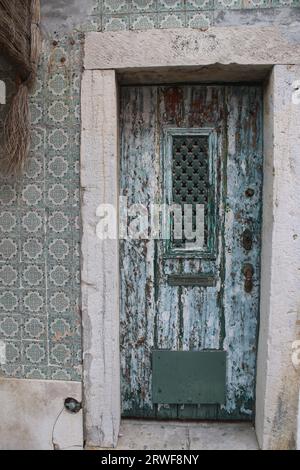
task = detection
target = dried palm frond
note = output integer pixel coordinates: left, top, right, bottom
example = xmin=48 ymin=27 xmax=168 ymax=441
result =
xmin=4 ymin=83 xmax=30 ymax=175
xmin=0 ymin=0 xmax=41 ymax=175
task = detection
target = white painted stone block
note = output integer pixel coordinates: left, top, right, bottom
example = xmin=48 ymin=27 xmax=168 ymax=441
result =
xmin=0 ymin=379 xmax=83 ymax=450
xmin=256 ymin=65 xmax=300 ymax=450
xmin=85 ymin=28 xmax=300 ymax=71
xmin=81 ymin=70 xmax=120 ymax=448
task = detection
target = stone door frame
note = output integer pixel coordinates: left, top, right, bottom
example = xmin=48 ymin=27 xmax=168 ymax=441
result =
xmin=81 ymin=28 xmax=300 ymax=449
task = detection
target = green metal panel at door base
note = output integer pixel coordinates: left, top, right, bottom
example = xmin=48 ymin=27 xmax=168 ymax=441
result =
xmin=120 ymin=85 xmax=263 ymax=420
xmin=152 ymin=351 xmax=226 ymax=404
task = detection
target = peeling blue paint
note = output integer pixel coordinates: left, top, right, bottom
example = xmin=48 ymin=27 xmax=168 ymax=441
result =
xmin=120 ymin=85 xmax=263 ymax=420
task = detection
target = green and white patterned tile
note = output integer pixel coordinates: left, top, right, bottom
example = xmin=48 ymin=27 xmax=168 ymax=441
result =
xmin=30 ymin=77 xmax=44 ymax=100
xmin=22 ymin=340 xmax=48 ymax=366
xmin=48 ymin=289 xmax=73 ymax=316
xmin=21 ymin=237 xmax=45 ymax=264
xmin=46 ymin=181 xmax=71 ymax=209
xmin=48 ymin=42 xmax=70 ymax=71
xmin=47 ymin=154 xmax=71 ymax=180
xmin=103 ymin=0 xmax=129 ymax=13
xmin=30 ymin=102 xmax=44 ymax=125
xmin=24 ymin=366 xmax=49 ymax=380
xmin=69 ymin=97 xmax=81 ymax=125
xmin=48 ymin=100 xmax=70 ymax=125
xmin=49 ymin=312 xmax=82 ymax=346
xmin=48 ymin=72 xmax=69 ymax=98
xmin=47 ymin=128 xmax=69 ymax=152
xmin=186 ymin=10 xmax=213 ymax=27
xmin=242 ymin=0 xmax=270 ymax=7
xmin=68 ymin=130 xmax=81 ymax=156
xmin=79 ymin=15 xmax=100 ymax=32
xmin=0 ymin=364 xmax=23 ymax=378
xmin=0 ymin=237 xmax=19 ymax=263
xmin=47 ymin=262 xmax=72 ymax=290
xmin=0 ymin=6 xmax=83 ymax=383
xmin=21 ymin=289 xmax=46 ymax=316
xmin=23 ymin=153 xmax=45 ymax=181
xmin=31 ymin=126 xmax=46 ymax=153
xmin=0 ymin=184 xmax=18 ymax=207
xmin=0 ymin=264 xmax=19 ymax=288
xmin=157 ymin=11 xmax=186 ymax=27
xmin=130 ymin=0 xmax=158 ymax=12
xmin=49 ymin=366 xmax=73 ymax=381
xmin=70 ymin=74 xmax=81 ymax=97
xmin=0 ymin=211 xmax=18 ymax=235
xmin=21 ymin=210 xmax=46 ymax=237
xmin=4 ymin=341 xmax=21 ymax=364
xmin=0 ymin=290 xmax=20 ymax=314
xmin=157 ymin=0 xmax=184 ymax=10
xmin=49 ymin=340 xmax=73 ymax=367
xmin=47 ymin=209 xmax=73 ymax=238
xmin=21 ymin=264 xmax=45 ymax=289
xmin=47 ymin=237 xmax=72 ymax=265
xmin=67 ymin=35 xmax=84 ymax=66
xmin=21 ymin=182 xmax=44 ymax=208
xmin=130 ymin=13 xmax=158 ymax=29
xmin=271 ymin=0 xmax=300 ymax=5
xmin=92 ymin=0 xmax=102 ymax=14
xmin=23 ymin=316 xmax=47 ymax=341
xmin=70 ymin=365 xmax=83 ymax=382
xmin=0 ymin=315 xmax=22 ymax=340
xmin=102 ymin=14 xmax=130 ymax=30
xmin=186 ymin=0 xmax=214 ymax=9
xmin=215 ymin=0 xmax=243 ymax=8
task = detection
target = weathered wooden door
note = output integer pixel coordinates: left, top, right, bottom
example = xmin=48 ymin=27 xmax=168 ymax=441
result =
xmin=120 ymin=85 xmax=263 ymax=420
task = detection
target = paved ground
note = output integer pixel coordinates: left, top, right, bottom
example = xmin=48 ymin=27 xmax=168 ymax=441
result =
xmin=115 ymin=420 xmax=259 ymax=450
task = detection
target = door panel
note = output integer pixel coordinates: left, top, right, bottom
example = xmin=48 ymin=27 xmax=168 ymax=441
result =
xmin=120 ymin=85 xmax=263 ymax=420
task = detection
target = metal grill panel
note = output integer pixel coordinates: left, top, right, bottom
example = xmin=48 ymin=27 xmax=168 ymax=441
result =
xmin=172 ymin=135 xmax=209 ymax=248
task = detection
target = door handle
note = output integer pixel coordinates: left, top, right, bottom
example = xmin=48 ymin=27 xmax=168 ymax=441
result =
xmin=243 ymin=263 xmax=254 ymax=293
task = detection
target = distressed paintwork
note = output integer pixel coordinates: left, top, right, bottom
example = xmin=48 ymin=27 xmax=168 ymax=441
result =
xmin=120 ymin=85 xmax=263 ymax=420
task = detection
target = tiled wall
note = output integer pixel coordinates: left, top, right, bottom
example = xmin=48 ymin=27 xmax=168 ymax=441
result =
xmin=0 ymin=42 xmax=83 ymax=381
xmin=93 ymin=0 xmax=300 ymax=31
xmin=0 ymin=0 xmax=299 ymax=381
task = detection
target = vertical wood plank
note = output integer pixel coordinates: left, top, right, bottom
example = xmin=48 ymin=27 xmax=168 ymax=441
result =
xmin=219 ymin=86 xmax=263 ymax=420
xmin=120 ymin=86 xmax=158 ymax=417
